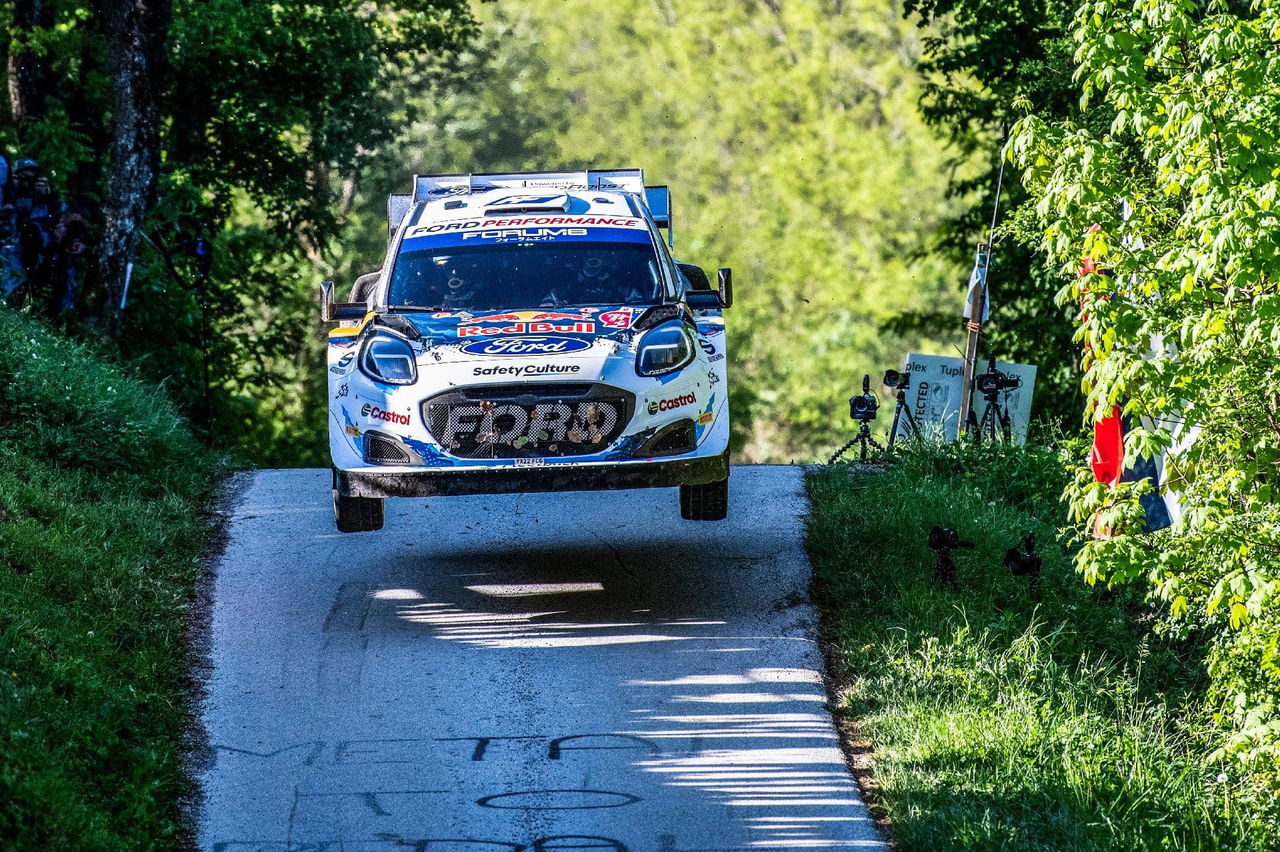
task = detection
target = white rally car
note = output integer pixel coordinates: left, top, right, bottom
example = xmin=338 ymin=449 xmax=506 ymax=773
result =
xmin=321 ymin=169 xmax=732 ymax=532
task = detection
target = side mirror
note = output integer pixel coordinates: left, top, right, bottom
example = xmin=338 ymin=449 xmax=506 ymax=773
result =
xmin=684 ymin=290 xmax=722 ymax=311
xmin=717 ymin=267 xmax=733 ymax=309
xmin=320 ymin=280 xmax=335 ymax=322
xmin=320 ymin=280 xmax=369 ymax=323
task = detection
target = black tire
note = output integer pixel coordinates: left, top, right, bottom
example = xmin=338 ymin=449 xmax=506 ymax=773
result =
xmin=680 ymin=476 xmax=729 ymax=521
xmin=333 ymin=489 xmax=384 ymax=533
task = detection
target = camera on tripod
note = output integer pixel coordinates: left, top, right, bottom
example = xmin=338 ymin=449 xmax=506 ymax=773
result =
xmin=882 ymin=369 xmax=920 ymax=449
xmin=829 ymin=375 xmax=885 ymax=464
xmin=967 ymin=356 xmax=1021 ymax=444
xmin=928 ymin=526 xmax=973 ymax=552
xmin=974 ymin=358 xmax=1022 ymax=397
xmin=928 ymin=525 xmax=974 ymax=588
xmin=883 ymin=369 xmax=909 ymax=391
xmin=1004 ymin=531 xmax=1042 ymax=593
xmin=849 ymin=375 xmax=878 ymax=421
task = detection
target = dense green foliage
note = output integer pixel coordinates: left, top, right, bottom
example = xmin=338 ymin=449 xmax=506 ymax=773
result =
xmin=808 ymin=447 xmax=1276 ymax=849
xmin=1 ymin=0 xmax=474 ymax=465
xmin=0 ymin=307 xmax=222 ymax=847
xmin=902 ymin=0 xmax=1087 ymax=426
xmin=1009 ymin=0 xmax=1280 ymax=775
xmin=334 ymin=0 xmax=966 ymax=461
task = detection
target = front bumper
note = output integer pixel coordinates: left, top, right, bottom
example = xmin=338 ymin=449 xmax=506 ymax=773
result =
xmin=336 ymin=451 xmax=729 ymax=498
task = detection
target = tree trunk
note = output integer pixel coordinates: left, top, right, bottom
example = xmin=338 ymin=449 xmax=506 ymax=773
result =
xmin=96 ymin=0 xmax=171 ymax=337
xmin=9 ymin=0 xmax=54 ymax=122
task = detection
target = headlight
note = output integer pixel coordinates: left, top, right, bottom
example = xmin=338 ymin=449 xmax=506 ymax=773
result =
xmin=359 ymin=334 xmax=418 ymax=385
xmin=636 ymin=321 xmax=694 ymax=377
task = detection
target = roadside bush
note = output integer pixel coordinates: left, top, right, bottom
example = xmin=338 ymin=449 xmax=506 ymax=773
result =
xmin=1009 ymin=0 xmax=1280 ymax=776
xmin=0 ymin=307 xmax=223 ymax=849
xmin=0 ymin=311 xmax=205 ymax=490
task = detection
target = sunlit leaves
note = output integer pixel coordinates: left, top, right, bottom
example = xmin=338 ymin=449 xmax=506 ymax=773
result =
xmin=1012 ymin=0 xmax=1280 ymax=767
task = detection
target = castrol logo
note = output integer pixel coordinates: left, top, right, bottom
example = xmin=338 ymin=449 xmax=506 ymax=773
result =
xmin=646 ymin=392 xmax=696 ymax=415
xmin=360 ymin=403 xmax=410 ymax=426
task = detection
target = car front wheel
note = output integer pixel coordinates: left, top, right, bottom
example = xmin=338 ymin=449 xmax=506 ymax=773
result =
xmin=333 ymin=488 xmax=384 ymax=533
xmin=680 ymin=476 xmax=728 ymax=521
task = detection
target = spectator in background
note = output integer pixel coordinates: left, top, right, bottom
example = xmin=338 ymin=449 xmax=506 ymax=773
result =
xmin=1 ymin=159 xmax=86 ymax=313
xmin=12 ymin=160 xmax=61 ymax=276
xmin=0 ymin=150 xmax=10 ymax=208
xmin=39 ymin=211 xmax=92 ymax=317
xmin=11 ymin=159 xmax=39 ymax=220
xmin=29 ymin=171 xmax=58 ymax=220
xmin=0 ymin=152 xmax=21 ymax=300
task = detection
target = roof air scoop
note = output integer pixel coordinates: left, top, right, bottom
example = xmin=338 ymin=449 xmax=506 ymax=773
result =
xmin=483 ymin=193 xmax=572 ymax=216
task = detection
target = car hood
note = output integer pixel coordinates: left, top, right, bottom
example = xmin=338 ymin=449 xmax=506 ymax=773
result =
xmin=395 ymin=306 xmax=649 ymax=367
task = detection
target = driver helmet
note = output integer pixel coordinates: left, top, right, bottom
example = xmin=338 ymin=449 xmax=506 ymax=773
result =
xmin=440 ymin=268 xmax=481 ymax=308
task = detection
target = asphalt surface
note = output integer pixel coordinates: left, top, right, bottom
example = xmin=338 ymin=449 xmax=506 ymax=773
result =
xmin=197 ymin=466 xmax=885 ymax=851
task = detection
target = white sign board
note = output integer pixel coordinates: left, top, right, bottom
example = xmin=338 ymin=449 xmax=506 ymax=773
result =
xmin=893 ymin=353 xmax=1037 ymax=444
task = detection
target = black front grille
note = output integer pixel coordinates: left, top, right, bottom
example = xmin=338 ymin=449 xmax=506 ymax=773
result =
xmin=363 ymin=431 xmax=412 ymax=465
xmin=645 ymin=419 xmax=696 ymax=456
xmin=424 ymin=383 xmax=634 ymax=459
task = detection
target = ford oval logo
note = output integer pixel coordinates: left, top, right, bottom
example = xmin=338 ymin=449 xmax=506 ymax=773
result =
xmin=461 ymin=335 xmax=592 ymax=357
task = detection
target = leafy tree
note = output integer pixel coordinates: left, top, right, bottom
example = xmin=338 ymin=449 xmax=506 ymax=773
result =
xmin=96 ymin=0 xmax=170 ymax=338
xmin=327 ymin=6 xmax=568 ymax=285
xmin=1011 ymin=0 xmax=1280 ymax=783
xmin=0 ymin=0 xmax=475 ymax=464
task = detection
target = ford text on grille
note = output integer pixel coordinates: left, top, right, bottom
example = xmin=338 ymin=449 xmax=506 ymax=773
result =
xmin=439 ymin=401 xmax=621 ymax=453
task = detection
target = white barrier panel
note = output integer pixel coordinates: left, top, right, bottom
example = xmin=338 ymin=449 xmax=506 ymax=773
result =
xmin=895 ymin=353 xmax=1037 ymax=444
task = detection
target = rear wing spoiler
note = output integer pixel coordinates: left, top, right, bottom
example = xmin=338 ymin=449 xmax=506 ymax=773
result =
xmin=386 ymin=169 xmax=673 ymax=247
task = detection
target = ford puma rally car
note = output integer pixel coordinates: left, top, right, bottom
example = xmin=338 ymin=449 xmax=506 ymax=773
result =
xmin=321 ymin=169 xmax=732 ymax=532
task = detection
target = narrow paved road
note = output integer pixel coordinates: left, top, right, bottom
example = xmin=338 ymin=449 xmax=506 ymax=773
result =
xmin=198 ymin=466 xmax=885 ymax=851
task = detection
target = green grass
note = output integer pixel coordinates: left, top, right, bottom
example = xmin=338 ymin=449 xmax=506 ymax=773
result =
xmin=807 ymin=442 xmax=1274 ymax=850
xmin=0 ymin=308 xmax=224 ymax=849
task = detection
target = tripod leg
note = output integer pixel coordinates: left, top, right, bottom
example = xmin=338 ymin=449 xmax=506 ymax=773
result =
xmin=901 ymin=403 xmax=921 ymax=442
xmin=934 ymin=554 xmax=957 ymax=588
xmin=979 ymin=402 xmax=999 ymax=443
xmin=827 ymin=437 xmax=860 ymax=465
xmin=888 ymin=404 xmax=903 ymax=450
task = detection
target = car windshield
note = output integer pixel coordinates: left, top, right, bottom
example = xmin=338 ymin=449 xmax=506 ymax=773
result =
xmin=387 ymin=242 xmax=665 ymax=311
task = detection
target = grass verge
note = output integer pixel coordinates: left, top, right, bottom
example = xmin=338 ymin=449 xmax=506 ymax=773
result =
xmin=0 ymin=308 xmax=225 ymax=849
xmin=807 ymin=442 xmax=1271 ymax=850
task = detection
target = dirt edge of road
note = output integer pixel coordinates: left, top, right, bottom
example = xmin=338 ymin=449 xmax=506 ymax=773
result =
xmin=803 ymin=465 xmax=897 ymax=848
xmin=816 ymin=632 xmax=896 ymax=847
xmin=178 ymin=470 xmax=253 ymax=851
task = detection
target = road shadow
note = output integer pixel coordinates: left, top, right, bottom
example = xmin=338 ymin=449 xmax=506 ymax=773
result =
xmin=203 ymin=469 xmax=883 ymax=850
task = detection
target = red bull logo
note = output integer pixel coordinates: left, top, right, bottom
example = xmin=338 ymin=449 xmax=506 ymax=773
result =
xmin=458 ymin=310 xmax=597 ymax=338
xmin=458 ymin=321 xmax=596 ymax=338
xmin=462 ymin=310 xmax=589 ymax=324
